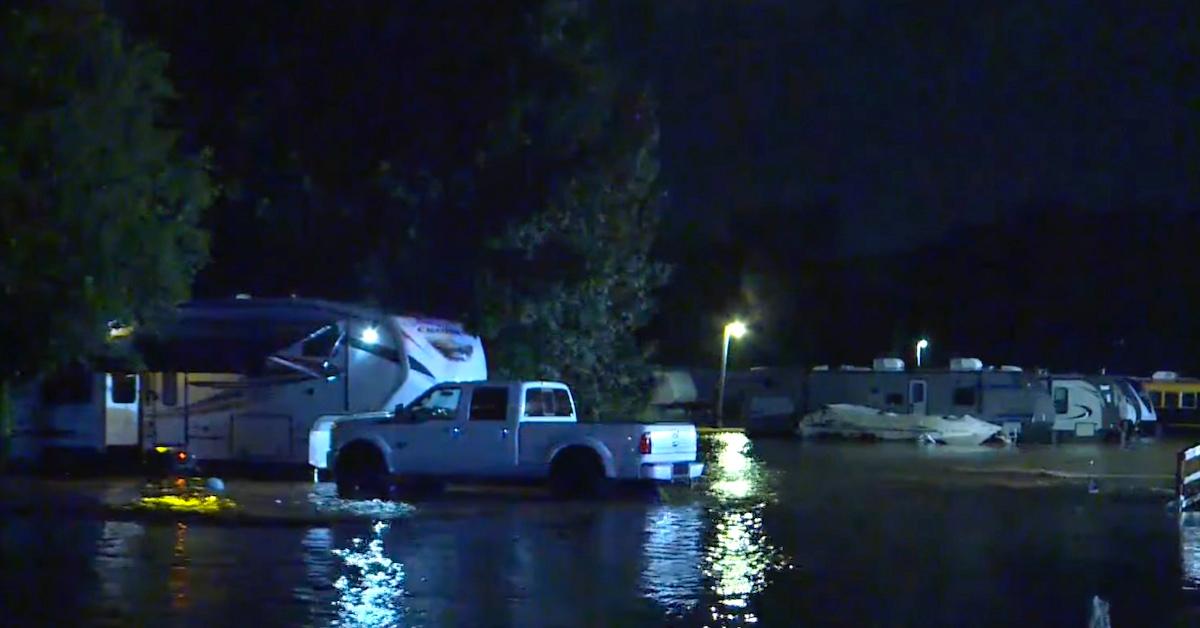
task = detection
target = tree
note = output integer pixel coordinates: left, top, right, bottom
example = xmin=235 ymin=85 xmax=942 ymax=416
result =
xmin=0 ymin=1 xmax=214 ymax=454
xmin=479 ymin=1 xmax=671 ymax=420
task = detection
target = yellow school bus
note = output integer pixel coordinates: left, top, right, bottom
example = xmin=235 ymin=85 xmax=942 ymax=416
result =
xmin=1141 ymin=375 xmax=1200 ymax=427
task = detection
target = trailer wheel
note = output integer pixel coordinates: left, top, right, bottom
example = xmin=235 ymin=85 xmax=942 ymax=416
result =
xmin=549 ymin=447 xmax=608 ymax=499
xmin=335 ymin=442 xmax=389 ymax=499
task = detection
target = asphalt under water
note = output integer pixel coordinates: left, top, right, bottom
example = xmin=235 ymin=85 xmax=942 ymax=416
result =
xmin=1 ymin=434 xmax=1197 ymax=627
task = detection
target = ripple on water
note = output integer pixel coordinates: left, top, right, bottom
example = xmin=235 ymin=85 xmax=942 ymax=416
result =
xmin=306 ymin=484 xmax=416 ymax=520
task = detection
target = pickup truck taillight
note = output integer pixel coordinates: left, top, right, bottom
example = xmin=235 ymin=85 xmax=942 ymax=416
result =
xmin=639 ymin=432 xmax=652 ymax=454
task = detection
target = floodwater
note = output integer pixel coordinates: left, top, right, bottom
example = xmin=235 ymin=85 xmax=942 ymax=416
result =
xmin=1 ymin=434 xmax=1198 ymax=627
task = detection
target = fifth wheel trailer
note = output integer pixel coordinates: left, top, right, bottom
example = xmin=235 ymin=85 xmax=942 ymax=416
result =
xmin=137 ymin=298 xmax=486 ymax=467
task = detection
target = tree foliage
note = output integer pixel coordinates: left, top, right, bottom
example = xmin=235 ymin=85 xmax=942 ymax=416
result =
xmin=0 ymin=2 xmax=214 ymax=380
xmin=479 ymin=1 xmax=671 ymax=420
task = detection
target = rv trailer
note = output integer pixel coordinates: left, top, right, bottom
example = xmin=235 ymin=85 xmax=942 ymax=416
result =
xmin=9 ymin=365 xmax=141 ymax=467
xmin=137 ymin=298 xmax=486 ymax=467
xmin=739 ymin=358 xmax=1140 ymax=442
xmin=799 ymin=358 xmax=1055 ymax=440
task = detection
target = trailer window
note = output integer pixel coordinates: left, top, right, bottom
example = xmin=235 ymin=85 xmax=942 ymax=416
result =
xmin=885 ymin=393 xmax=904 ymax=406
xmin=1053 ymin=388 xmax=1069 ymax=414
xmin=1151 ymin=391 xmax=1163 ymax=407
xmin=953 ymin=386 xmax=976 ymax=406
xmin=161 ymin=372 xmax=178 ymax=406
xmin=41 ymin=364 xmax=93 ymax=404
xmin=111 ymin=373 xmax=137 ymax=404
xmin=469 ymin=387 xmax=508 ymax=421
xmin=552 ymin=389 xmax=574 ymax=417
xmin=1184 ymin=393 xmax=1198 ymax=409
xmin=302 ymin=325 xmax=340 ymax=358
xmin=1167 ymin=392 xmax=1181 ymax=409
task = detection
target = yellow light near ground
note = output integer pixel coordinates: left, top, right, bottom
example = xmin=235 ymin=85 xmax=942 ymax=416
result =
xmin=134 ymin=494 xmax=237 ymax=514
xmin=154 ymin=446 xmax=171 ymax=454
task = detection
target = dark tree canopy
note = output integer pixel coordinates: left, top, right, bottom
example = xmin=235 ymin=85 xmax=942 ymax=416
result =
xmin=0 ymin=1 xmax=214 ymax=380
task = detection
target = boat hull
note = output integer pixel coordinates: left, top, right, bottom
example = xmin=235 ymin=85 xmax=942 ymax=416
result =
xmin=797 ymin=404 xmax=1001 ymax=446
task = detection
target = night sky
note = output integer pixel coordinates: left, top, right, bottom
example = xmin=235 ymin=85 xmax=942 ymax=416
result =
xmin=644 ymin=1 xmax=1199 ymax=251
xmin=110 ymin=1 xmax=1200 ymax=374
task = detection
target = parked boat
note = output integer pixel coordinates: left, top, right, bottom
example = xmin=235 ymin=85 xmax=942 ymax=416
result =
xmin=797 ymin=403 xmax=1002 ymax=446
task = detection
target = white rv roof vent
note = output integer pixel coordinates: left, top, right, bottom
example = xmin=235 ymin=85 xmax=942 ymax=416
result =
xmin=950 ymin=357 xmax=984 ymax=372
xmin=999 ymin=365 xmax=1023 ymax=372
xmin=811 ymin=365 xmax=830 ymax=371
xmin=873 ymin=357 xmax=905 ymax=371
xmin=839 ymin=365 xmax=871 ymax=371
xmin=1153 ymin=370 xmax=1179 ymax=381
xmin=235 ymin=293 xmax=252 ymax=300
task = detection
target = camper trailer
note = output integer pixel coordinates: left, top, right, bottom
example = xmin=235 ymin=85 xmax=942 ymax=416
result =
xmin=738 ymin=357 xmax=1140 ymax=442
xmin=800 ymin=358 xmax=1055 ymax=439
xmin=9 ymin=365 xmax=141 ymax=466
xmin=137 ymin=298 xmax=486 ymax=467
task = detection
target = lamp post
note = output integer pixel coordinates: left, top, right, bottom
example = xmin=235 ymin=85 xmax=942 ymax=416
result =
xmin=916 ymin=338 xmax=929 ymax=368
xmin=716 ymin=320 xmax=748 ymax=427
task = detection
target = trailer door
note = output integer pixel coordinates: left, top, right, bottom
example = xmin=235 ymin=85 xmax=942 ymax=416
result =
xmin=104 ymin=373 xmax=139 ymax=446
xmin=909 ymin=380 xmax=927 ymax=415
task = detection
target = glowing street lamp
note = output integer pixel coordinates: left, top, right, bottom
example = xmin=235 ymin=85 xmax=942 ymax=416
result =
xmin=716 ymin=320 xmax=748 ymax=427
xmin=915 ymin=338 xmax=929 ymax=368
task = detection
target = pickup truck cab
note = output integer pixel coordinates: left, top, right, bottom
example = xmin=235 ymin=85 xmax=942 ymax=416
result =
xmin=325 ymin=380 xmax=704 ymax=498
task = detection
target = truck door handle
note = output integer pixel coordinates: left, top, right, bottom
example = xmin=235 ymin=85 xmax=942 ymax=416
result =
xmin=501 ymin=428 xmax=509 ymax=439
xmin=448 ymin=426 xmax=461 ymax=436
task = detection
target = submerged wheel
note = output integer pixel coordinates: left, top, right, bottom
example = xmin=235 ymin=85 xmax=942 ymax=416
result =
xmin=334 ymin=442 xmax=389 ymax=499
xmin=549 ymin=447 xmax=608 ymax=499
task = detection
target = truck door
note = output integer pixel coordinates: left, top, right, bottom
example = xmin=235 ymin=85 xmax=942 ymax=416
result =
xmin=454 ymin=385 xmax=515 ymax=476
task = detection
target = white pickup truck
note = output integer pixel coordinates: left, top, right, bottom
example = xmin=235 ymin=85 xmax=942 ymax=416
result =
xmin=319 ymin=380 xmax=705 ymax=498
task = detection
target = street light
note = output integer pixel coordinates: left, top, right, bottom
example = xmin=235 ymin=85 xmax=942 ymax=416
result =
xmin=716 ymin=320 xmax=748 ymax=427
xmin=915 ymin=338 xmax=929 ymax=368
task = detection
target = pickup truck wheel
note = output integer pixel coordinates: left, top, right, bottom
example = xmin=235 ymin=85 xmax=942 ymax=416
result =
xmin=335 ymin=444 xmax=389 ymax=499
xmin=549 ymin=448 xmax=608 ymax=499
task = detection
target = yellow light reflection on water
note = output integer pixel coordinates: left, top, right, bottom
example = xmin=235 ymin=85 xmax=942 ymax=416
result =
xmin=698 ymin=432 xmax=791 ymax=627
xmin=170 ymin=522 xmax=190 ymax=610
xmin=707 ymin=432 xmax=768 ymax=502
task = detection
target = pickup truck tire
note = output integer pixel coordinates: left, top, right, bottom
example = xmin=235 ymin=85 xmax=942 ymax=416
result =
xmin=335 ymin=442 xmax=389 ymax=499
xmin=549 ymin=447 xmax=609 ymax=499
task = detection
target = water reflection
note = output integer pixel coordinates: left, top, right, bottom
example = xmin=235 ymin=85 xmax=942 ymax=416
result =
xmin=641 ymin=505 xmax=705 ymax=613
xmin=708 ymin=432 xmax=771 ymax=501
xmin=697 ymin=433 xmax=790 ymax=626
xmin=1181 ymin=512 xmax=1200 ymax=590
xmin=169 ymin=522 xmax=191 ymax=611
xmin=96 ymin=521 xmax=144 ymax=614
xmin=332 ymin=521 xmax=408 ymax=627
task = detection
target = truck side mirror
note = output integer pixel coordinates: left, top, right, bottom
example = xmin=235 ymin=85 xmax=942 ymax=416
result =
xmin=394 ymin=405 xmax=414 ymax=423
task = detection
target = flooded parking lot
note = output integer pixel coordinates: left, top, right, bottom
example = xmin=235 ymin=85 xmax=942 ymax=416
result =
xmin=1 ymin=433 xmax=1197 ymax=627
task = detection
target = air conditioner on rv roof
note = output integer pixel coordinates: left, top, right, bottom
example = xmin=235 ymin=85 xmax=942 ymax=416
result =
xmin=872 ymin=357 xmax=905 ymax=371
xmin=999 ymin=365 xmax=1023 ymax=372
xmin=950 ymin=358 xmax=984 ymax=372
xmin=1153 ymin=371 xmax=1179 ymax=381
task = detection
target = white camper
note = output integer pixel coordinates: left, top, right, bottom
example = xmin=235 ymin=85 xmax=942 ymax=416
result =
xmin=138 ymin=299 xmax=486 ymax=467
xmin=11 ymin=366 xmax=141 ymax=463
